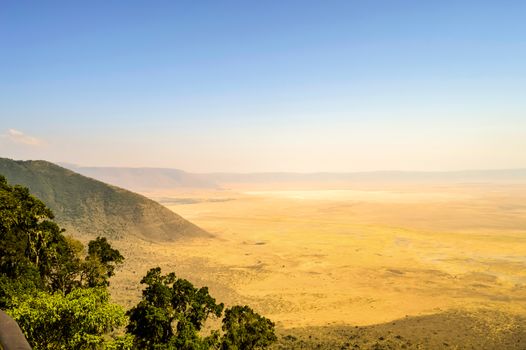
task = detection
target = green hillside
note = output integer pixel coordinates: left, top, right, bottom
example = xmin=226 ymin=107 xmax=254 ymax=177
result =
xmin=0 ymin=158 xmax=209 ymax=241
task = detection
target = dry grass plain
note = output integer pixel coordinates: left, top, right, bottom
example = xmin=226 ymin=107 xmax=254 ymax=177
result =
xmin=109 ymin=181 xmax=526 ymax=348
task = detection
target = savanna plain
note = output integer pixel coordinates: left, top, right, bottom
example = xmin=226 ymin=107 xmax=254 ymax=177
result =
xmin=110 ymin=181 xmax=526 ymax=348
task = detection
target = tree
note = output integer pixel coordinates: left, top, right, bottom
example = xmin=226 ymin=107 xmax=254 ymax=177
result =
xmin=221 ymin=305 xmax=277 ymax=350
xmin=39 ymin=231 xmax=84 ymax=294
xmin=0 ymin=176 xmax=127 ymax=349
xmin=127 ymin=268 xmax=277 ymax=349
xmin=7 ymin=287 xmax=126 ymax=350
xmin=0 ymin=175 xmax=56 ymax=285
xmin=0 ymin=175 xmax=84 ymax=294
xmin=127 ymin=267 xmax=224 ymax=349
xmin=83 ymin=236 xmax=124 ymax=287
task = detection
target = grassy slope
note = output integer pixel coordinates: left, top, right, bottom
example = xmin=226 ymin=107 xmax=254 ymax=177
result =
xmin=0 ymin=158 xmax=209 ymax=241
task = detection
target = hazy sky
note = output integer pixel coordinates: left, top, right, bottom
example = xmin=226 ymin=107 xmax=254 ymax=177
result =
xmin=1 ymin=1 xmax=525 ymax=172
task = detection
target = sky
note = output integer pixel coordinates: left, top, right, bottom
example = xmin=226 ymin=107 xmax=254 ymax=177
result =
xmin=1 ymin=1 xmax=525 ymax=172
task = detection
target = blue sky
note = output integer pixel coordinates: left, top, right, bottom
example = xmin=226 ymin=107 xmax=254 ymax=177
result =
xmin=1 ymin=1 xmax=525 ymax=172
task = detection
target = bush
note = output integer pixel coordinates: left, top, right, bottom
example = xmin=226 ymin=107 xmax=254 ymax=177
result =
xmin=221 ymin=305 xmax=277 ymax=350
xmin=7 ymin=288 xmax=126 ymax=350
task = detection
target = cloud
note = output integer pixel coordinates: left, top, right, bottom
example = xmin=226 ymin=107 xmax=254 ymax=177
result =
xmin=2 ymin=129 xmax=45 ymax=146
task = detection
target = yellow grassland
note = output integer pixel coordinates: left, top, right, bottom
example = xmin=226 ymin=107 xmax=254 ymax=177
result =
xmin=109 ymin=182 xmax=526 ymax=329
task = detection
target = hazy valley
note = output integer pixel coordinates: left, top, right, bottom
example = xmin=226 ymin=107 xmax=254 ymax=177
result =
xmin=2 ymin=159 xmax=526 ymax=348
xmin=105 ymin=172 xmax=526 ymax=348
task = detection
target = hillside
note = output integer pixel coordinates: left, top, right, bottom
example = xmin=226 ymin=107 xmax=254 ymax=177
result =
xmin=0 ymin=158 xmax=209 ymax=241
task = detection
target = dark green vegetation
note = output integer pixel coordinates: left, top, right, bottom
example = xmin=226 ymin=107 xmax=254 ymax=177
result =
xmin=0 ymin=175 xmax=276 ymax=349
xmin=126 ymin=268 xmax=276 ymax=350
xmin=0 ymin=158 xmax=208 ymax=241
xmin=222 ymin=306 xmax=277 ymax=350
xmin=0 ymin=175 xmax=127 ymax=348
xmin=127 ymin=267 xmax=224 ymax=349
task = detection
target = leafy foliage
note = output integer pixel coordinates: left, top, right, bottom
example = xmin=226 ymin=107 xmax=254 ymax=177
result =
xmin=221 ymin=305 xmax=277 ymax=350
xmin=104 ymin=334 xmax=135 ymax=350
xmin=0 ymin=175 xmax=127 ymax=349
xmin=7 ymin=288 xmax=126 ymax=350
xmin=127 ymin=267 xmax=224 ymax=349
xmin=0 ymin=175 xmax=61 ymax=289
xmin=83 ymin=236 xmax=124 ymax=287
xmin=127 ymin=268 xmax=277 ymax=349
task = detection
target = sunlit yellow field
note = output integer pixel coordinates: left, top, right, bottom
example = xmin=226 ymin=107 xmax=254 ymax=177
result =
xmin=110 ymin=182 xmax=526 ymax=330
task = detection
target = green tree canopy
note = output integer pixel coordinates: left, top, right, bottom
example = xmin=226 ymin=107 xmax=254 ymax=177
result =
xmin=0 ymin=175 xmax=62 ymax=287
xmin=127 ymin=268 xmax=277 ymax=350
xmin=221 ymin=305 xmax=277 ymax=350
xmin=0 ymin=175 xmax=125 ymax=298
xmin=127 ymin=267 xmax=224 ymax=349
xmin=83 ymin=236 xmax=124 ymax=287
xmin=7 ymin=287 xmax=126 ymax=350
xmin=0 ymin=175 xmax=127 ymax=349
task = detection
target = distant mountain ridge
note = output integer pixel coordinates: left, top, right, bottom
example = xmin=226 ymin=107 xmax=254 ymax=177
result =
xmin=206 ymin=169 xmax=526 ymax=183
xmin=61 ymin=164 xmax=219 ymax=191
xmin=0 ymin=158 xmax=209 ymax=241
xmin=60 ymin=164 xmax=526 ymax=192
